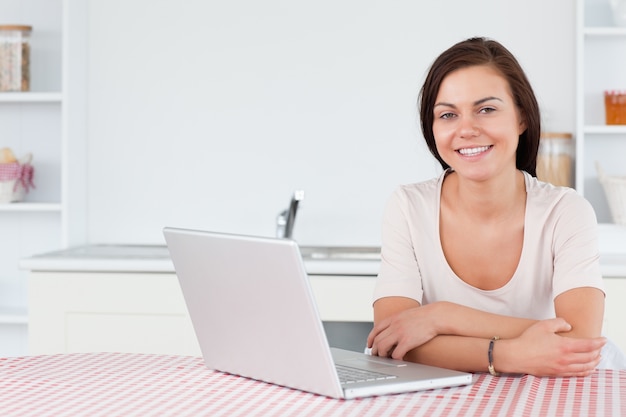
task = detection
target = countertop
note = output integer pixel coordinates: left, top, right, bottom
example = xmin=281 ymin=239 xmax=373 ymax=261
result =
xmin=19 ymin=243 xmax=382 ymax=276
xmin=596 ymin=223 xmax=626 ymax=277
xmin=19 ymin=224 xmax=626 ymax=277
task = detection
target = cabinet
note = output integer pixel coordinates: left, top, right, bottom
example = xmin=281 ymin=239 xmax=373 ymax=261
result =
xmin=28 ymin=272 xmax=200 ymax=356
xmin=0 ymin=0 xmax=87 ymax=356
xmin=28 ymin=269 xmax=626 ymax=356
xmin=27 ymin=271 xmax=376 ymax=356
xmin=576 ymin=0 xmax=626 ymax=223
xmin=603 ymin=276 xmax=626 ymax=353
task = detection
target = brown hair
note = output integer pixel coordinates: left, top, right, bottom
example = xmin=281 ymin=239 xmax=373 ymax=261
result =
xmin=418 ymin=37 xmax=540 ymax=177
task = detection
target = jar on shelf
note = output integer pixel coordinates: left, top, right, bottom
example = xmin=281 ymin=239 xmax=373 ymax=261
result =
xmin=604 ymin=90 xmax=626 ymax=125
xmin=536 ymin=132 xmax=574 ymax=188
xmin=0 ymin=25 xmax=32 ymax=92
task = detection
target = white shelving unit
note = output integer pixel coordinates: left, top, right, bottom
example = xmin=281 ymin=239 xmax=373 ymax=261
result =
xmin=576 ymin=0 xmax=626 ymax=224
xmin=576 ymin=4 xmax=626 ymax=354
xmin=0 ymin=92 xmax=63 ymax=102
xmin=0 ymin=0 xmax=86 ymax=356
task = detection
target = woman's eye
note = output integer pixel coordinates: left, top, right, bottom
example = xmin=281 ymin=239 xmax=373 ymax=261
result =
xmin=440 ymin=112 xmax=456 ymax=119
xmin=479 ymin=107 xmax=496 ymax=114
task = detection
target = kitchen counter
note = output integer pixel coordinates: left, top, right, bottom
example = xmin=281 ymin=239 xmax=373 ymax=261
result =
xmin=597 ymin=224 xmax=626 ymax=277
xmin=19 ymin=224 xmax=626 ymax=277
xmin=20 ymin=244 xmax=175 ymax=273
xmin=21 ymin=224 xmax=626 ymax=356
xmin=22 ymin=244 xmax=382 ymax=355
xmin=19 ymin=244 xmax=382 ymax=276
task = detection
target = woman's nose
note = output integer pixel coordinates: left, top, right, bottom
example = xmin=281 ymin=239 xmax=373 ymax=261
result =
xmin=458 ymin=116 xmax=479 ymax=138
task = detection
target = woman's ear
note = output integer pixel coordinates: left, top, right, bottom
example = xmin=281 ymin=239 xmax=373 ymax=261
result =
xmin=517 ymin=113 xmax=527 ymax=135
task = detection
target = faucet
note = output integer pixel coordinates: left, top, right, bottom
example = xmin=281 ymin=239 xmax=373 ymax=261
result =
xmin=276 ymin=190 xmax=304 ymax=239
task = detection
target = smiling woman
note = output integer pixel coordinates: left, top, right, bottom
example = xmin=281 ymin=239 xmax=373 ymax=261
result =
xmin=432 ymin=65 xmax=526 ymax=184
xmin=367 ymin=37 xmax=626 ymax=376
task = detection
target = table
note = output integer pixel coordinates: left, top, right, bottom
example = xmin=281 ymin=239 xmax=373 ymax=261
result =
xmin=0 ymin=353 xmax=624 ymax=416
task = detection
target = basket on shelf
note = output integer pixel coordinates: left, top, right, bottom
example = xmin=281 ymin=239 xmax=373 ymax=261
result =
xmin=596 ymin=162 xmax=626 ymax=226
xmin=0 ymin=152 xmax=35 ymax=203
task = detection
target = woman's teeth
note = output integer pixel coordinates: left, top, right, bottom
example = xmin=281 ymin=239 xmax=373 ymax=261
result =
xmin=458 ymin=145 xmax=491 ymax=156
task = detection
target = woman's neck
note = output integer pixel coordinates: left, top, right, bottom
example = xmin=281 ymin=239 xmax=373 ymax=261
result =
xmin=442 ymin=169 xmax=526 ymax=223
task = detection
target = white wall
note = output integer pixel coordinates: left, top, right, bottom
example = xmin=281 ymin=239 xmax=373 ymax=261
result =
xmin=84 ymin=0 xmax=576 ymax=246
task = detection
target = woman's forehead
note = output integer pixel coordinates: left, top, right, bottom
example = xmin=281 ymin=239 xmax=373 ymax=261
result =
xmin=436 ymin=65 xmax=513 ymax=102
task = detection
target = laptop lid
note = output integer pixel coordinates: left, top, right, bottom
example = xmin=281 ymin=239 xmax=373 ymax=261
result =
xmin=164 ymin=227 xmax=344 ymax=398
xmin=164 ymin=227 xmax=473 ymax=399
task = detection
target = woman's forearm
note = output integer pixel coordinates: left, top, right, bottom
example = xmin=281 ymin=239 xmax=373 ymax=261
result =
xmin=431 ymin=301 xmax=536 ymax=340
xmin=404 ymin=321 xmax=605 ymax=377
xmin=369 ymin=298 xmax=536 ymax=360
xmin=370 ymin=297 xmax=605 ymax=376
xmin=405 ymin=335 xmax=492 ymax=373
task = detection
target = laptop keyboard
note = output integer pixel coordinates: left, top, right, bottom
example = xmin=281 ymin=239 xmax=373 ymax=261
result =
xmin=335 ymin=364 xmax=397 ymax=385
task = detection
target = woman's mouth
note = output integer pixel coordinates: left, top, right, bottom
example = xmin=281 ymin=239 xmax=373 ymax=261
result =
xmin=457 ymin=145 xmax=492 ymax=156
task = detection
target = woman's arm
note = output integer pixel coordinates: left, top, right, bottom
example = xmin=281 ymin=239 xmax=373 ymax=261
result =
xmin=367 ymin=296 xmax=535 ymax=359
xmin=403 ymin=321 xmax=604 ymax=376
xmin=367 ymin=295 xmax=606 ymax=376
xmin=553 ymin=287 xmax=605 ymax=338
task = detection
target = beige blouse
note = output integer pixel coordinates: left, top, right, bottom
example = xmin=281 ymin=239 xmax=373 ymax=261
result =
xmin=373 ymin=169 xmax=605 ymax=320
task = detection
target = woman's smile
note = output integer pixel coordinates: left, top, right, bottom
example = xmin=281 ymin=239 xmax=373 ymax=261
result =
xmin=457 ymin=145 xmax=493 ymax=157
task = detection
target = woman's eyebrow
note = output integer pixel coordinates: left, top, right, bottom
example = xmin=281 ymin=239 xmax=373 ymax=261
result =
xmin=475 ymin=96 xmax=503 ymax=105
xmin=434 ymin=96 xmax=504 ymax=108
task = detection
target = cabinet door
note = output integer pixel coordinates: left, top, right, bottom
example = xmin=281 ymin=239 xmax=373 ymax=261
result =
xmin=29 ymin=271 xmax=377 ymax=355
xmin=603 ymin=277 xmax=626 ymax=353
xmin=309 ymin=275 xmax=376 ymax=322
xmin=28 ymin=272 xmax=201 ymax=356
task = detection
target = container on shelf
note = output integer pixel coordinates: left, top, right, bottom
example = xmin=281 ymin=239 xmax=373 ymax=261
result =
xmin=610 ymin=0 xmax=626 ymax=26
xmin=0 ymin=25 xmax=32 ymax=92
xmin=0 ymin=148 xmax=35 ymax=203
xmin=596 ymin=162 xmax=626 ymax=226
xmin=604 ymin=90 xmax=626 ymax=125
xmin=536 ymin=132 xmax=574 ymax=188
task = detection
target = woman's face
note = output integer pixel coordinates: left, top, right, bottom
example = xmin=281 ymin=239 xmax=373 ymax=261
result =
xmin=431 ymin=65 xmax=526 ymax=182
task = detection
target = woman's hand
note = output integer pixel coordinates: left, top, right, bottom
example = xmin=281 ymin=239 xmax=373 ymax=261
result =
xmin=499 ymin=318 xmax=606 ymax=377
xmin=367 ymin=303 xmax=442 ymax=360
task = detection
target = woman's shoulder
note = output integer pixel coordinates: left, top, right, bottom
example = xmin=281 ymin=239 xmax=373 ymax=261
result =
xmin=525 ymin=173 xmax=587 ymax=203
xmin=524 ymin=172 xmax=596 ymax=221
xmin=396 ymin=177 xmax=439 ymax=193
xmin=384 ymin=173 xmax=444 ymax=219
xmin=392 ymin=171 xmax=446 ymax=199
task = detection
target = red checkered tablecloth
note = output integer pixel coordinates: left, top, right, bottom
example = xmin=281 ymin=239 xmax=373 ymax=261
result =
xmin=0 ymin=353 xmax=624 ymax=416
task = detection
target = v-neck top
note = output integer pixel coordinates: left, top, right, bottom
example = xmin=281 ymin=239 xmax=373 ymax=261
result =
xmin=373 ymin=169 xmax=604 ymax=320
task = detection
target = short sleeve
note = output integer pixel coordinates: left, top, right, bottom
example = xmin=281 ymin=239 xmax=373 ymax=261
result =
xmin=551 ymin=191 xmax=604 ymax=299
xmin=373 ymin=187 xmax=425 ymax=305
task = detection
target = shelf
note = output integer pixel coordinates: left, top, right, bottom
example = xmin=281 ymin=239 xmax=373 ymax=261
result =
xmin=0 ymin=92 xmax=63 ymax=103
xmin=0 ymin=203 xmax=62 ymax=212
xmin=583 ymin=125 xmax=626 ymax=134
xmin=584 ymin=27 xmax=626 ymax=36
xmin=0 ymin=307 xmax=28 ymax=325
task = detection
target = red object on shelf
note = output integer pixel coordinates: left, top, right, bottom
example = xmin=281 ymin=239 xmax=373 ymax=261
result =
xmin=604 ymin=90 xmax=626 ymax=125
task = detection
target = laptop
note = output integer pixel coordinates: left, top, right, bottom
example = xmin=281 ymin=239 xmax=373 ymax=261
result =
xmin=163 ymin=227 xmax=473 ymax=399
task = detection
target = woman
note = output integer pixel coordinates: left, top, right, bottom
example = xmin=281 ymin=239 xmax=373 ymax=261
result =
xmin=366 ymin=37 xmax=611 ymax=377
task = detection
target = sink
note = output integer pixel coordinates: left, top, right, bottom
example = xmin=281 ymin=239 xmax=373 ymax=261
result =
xmin=299 ymin=246 xmax=381 ymax=261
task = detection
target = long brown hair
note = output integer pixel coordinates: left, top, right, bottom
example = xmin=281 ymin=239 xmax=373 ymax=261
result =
xmin=418 ymin=37 xmax=540 ymax=177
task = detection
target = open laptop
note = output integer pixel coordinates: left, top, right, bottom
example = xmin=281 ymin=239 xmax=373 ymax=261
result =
xmin=163 ymin=227 xmax=473 ymax=399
